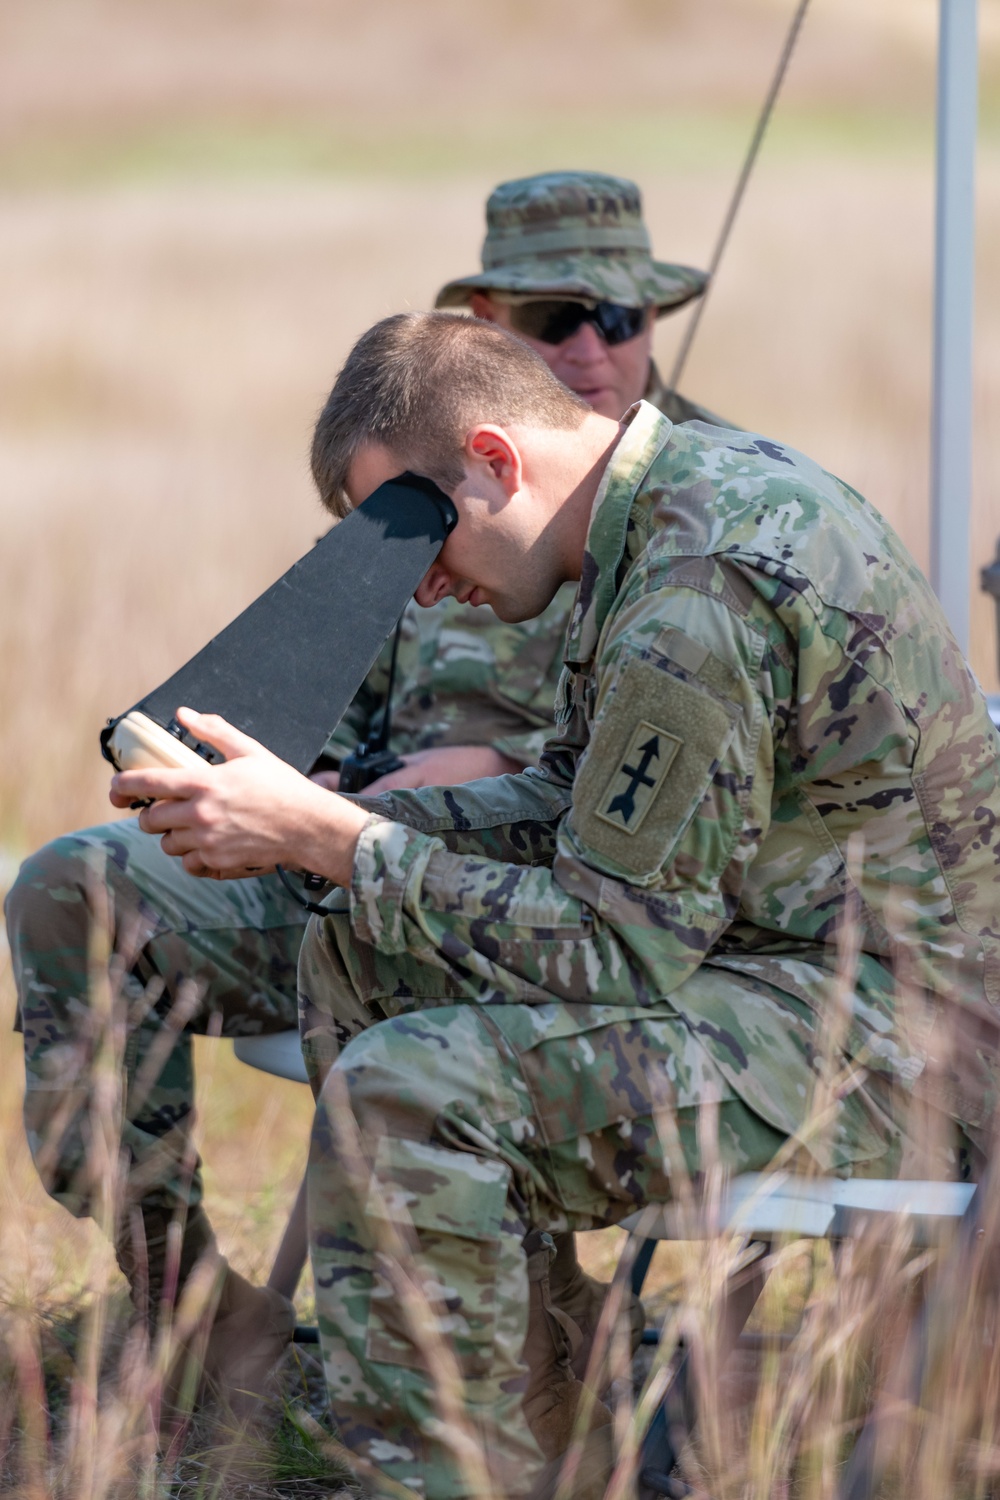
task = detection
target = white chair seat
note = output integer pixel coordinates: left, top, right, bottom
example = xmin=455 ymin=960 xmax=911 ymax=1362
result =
xmin=621 ymin=1173 xmax=976 ymax=1242
xmin=233 ymin=1029 xmax=309 ymax=1085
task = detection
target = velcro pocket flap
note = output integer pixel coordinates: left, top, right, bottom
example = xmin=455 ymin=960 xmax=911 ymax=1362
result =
xmin=572 ymin=655 xmax=741 ymax=880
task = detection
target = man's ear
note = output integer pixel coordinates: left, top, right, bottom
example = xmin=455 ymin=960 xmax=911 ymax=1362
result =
xmin=469 ymin=292 xmax=498 ymax=322
xmin=464 ymin=425 xmax=522 ymax=498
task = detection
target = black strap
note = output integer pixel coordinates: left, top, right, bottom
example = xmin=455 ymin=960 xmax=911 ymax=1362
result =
xmin=668 ymin=0 xmax=812 ymax=392
xmin=274 ymin=863 xmax=336 ymax=917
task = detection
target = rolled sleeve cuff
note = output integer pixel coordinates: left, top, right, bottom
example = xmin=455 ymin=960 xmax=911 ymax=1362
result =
xmin=350 ymin=813 xmax=438 ymax=952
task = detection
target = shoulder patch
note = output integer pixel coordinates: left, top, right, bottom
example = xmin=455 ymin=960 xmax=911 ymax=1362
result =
xmin=596 ymin=720 xmax=683 ymax=835
xmin=574 ymin=655 xmax=741 ymax=879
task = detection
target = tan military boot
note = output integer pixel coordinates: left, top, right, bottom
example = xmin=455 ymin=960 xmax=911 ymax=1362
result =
xmin=522 ymin=1231 xmax=612 ymax=1465
xmin=201 ymin=1265 xmax=296 ymax=1423
xmin=115 ymin=1204 xmax=294 ymax=1430
xmin=115 ymin=1202 xmax=219 ymax=1335
xmin=549 ymin=1231 xmax=646 ymax=1384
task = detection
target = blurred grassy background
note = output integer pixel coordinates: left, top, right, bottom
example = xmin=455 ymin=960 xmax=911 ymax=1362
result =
xmin=2 ymin=0 xmax=1000 ymax=1304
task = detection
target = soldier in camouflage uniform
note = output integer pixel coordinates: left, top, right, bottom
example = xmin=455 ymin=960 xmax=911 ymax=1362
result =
xmin=329 ymin=169 xmax=728 ymax=794
xmin=110 ymin=309 xmax=1000 ymax=1497
xmin=436 ymin=169 xmax=724 ymax=432
xmin=5 ymin=172 xmax=721 ymax=1400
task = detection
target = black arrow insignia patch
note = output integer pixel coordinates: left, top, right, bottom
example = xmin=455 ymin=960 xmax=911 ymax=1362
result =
xmin=596 ymin=719 xmax=683 ymax=835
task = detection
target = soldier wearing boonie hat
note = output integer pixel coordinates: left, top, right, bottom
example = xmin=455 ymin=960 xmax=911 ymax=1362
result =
xmin=436 ymin=169 xmax=732 ymax=428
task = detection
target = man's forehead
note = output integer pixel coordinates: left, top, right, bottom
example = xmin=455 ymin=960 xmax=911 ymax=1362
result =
xmin=345 ymin=443 xmax=402 ymax=508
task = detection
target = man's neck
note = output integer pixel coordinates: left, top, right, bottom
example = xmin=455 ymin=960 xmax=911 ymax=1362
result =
xmin=554 ymin=411 xmax=627 ymax=581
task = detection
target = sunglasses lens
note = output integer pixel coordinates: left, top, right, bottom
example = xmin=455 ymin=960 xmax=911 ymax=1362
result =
xmin=595 ymin=303 xmax=647 ymax=347
xmin=507 ymin=300 xmax=646 ymax=347
xmin=507 ymin=300 xmax=588 ymax=344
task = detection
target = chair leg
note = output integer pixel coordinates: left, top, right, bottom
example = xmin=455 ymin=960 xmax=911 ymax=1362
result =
xmin=639 ymin=1240 xmax=771 ymax=1500
xmin=267 ymin=1172 xmax=309 ymax=1301
xmin=837 ymin=1181 xmax=985 ymax=1500
xmin=631 ymin=1237 xmax=659 ymax=1298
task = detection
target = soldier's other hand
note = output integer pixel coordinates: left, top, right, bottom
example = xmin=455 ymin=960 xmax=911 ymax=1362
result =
xmin=310 ymin=768 xmax=341 ymax=791
xmin=364 ymin=744 xmax=521 ymax=794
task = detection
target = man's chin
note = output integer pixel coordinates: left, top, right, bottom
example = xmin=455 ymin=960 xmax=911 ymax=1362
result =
xmin=489 ymin=593 xmax=550 ymax=625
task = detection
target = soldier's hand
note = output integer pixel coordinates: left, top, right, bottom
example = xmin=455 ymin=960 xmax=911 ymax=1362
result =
xmin=109 ymin=707 xmax=367 ymax=885
xmin=364 ymin=744 xmax=521 ymax=794
xmin=310 ymin=768 xmax=341 ymax=791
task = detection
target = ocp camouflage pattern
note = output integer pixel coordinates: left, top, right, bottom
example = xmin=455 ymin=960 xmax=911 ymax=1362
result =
xmin=325 ymin=585 xmax=578 ymax=772
xmin=6 ymin=818 xmax=308 ymax=1217
xmin=5 ymin=370 xmax=720 ymax=1232
xmin=302 ymin=399 xmax=999 ymax=1497
xmin=435 ymin=170 xmax=708 ymax=312
xmin=323 ymin=365 xmax=726 ymax=770
xmin=337 ymin=398 xmax=1000 ymax=1158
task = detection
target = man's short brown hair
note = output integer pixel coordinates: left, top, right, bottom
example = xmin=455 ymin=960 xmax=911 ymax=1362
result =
xmin=310 ymin=311 xmax=588 ymax=517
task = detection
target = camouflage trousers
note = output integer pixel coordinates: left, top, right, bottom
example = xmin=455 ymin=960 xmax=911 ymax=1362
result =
xmin=6 ymin=818 xmax=309 ymax=1220
xmin=299 ymin=915 xmax=849 ymax=1500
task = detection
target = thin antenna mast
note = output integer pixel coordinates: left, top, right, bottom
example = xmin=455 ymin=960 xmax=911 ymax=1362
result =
xmin=668 ymin=0 xmax=811 ymax=393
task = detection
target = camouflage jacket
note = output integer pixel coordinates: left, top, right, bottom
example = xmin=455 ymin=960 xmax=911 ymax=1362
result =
xmin=325 ymin=369 xmax=730 ymax=769
xmin=346 ymin=402 xmax=1000 ymax=1145
xmin=326 ymin=585 xmax=577 ymax=770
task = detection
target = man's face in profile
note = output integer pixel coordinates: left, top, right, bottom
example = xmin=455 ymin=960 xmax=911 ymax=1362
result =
xmin=344 ymin=435 xmax=568 ymax=627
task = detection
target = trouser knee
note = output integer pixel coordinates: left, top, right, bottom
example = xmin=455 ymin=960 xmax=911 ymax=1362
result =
xmin=7 ymin=830 xmax=156 ymax=1016
xmin=318 ymin=1006 xmax=514 ymax=1154
xmin=7 ymin=837 xmax=91 ymax=976
xmin=322 ymin=1045 xmax=439 ymax=1151
xmin=10 ymin=832 xmax=181 ymax=1216
xmin=8 ymin=836 xmax=128 ymax=1048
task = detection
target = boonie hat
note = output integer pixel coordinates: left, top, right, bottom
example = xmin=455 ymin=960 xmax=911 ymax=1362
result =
xmin=435 ymin=170 xmax=707 ymax=316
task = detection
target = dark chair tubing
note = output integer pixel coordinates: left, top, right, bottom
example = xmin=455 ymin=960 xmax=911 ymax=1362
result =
xmin=636 ymin=1239 xmax=772 ymax=1500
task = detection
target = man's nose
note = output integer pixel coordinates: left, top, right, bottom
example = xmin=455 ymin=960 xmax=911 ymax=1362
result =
xmin=561 ymin=320 xmax=607 ymax=362
xmin=414 ymin=561 xmax=452 ymax=608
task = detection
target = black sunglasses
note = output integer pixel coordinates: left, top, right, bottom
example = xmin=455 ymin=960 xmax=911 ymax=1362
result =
xmin=505 ymin=299 xmax=648 ymax=348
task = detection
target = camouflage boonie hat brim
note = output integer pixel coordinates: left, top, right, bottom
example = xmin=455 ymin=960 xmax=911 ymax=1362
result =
xmin=436 ymin=171 xmax=707 ymax=317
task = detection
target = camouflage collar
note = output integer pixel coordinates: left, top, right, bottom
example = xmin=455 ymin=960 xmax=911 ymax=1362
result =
xmin=565 ymin=401 xmax=674 ymax=667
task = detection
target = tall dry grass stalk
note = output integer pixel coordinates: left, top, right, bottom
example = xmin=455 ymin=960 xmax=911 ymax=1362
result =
xmin=3 ymin=865 xmax=1000 ymax=1498
xmin=2 ymin=10 xmax=1000 ymax=1485
xmin=0 ymin=877 xmax=316 ymax=1495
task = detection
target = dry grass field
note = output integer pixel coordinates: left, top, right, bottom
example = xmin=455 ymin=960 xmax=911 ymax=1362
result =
xmin=2 ymin=0 xmax=1000 ymax=1493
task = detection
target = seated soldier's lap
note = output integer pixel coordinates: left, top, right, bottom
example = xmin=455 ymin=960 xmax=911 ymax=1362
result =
xmin=7 ymin=816 xmax=309 ymax=1040
xmin=320 ymin=1001 xmax=786 ymax=1229
xmin=305 ymin=955 xmax=934 ymax=1208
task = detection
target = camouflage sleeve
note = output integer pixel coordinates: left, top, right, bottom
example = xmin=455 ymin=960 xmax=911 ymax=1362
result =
xmin=385 ymin=589 xmax=574 ymax=766
xmin=346 ymin=567 xmax=781 ymax=1005
xmin=467 ymin=587 xmax=573 ymax=768
xmin=356 ymin=755 xmax=575 ymax=865
xmin=486 ymin=605 xmax=570 ymax=768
